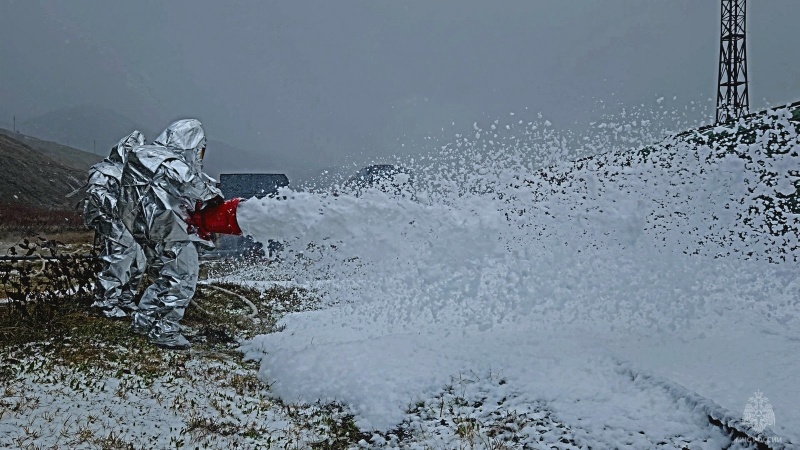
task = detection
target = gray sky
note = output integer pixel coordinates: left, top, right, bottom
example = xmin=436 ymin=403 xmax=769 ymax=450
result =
xmin=1 ymin=1 xmax=799 ymax=182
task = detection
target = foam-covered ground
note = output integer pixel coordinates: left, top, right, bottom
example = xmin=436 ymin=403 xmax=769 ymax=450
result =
xmin=231 ymin=108 xmax=799 ymax=446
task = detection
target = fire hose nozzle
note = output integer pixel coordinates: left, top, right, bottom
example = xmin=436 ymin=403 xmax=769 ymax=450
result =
xmin=189 ymin=197 xmax=244 ymax=238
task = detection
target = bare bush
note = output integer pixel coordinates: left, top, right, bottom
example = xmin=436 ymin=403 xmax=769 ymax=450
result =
xmin=0 ymin=236 xmax=99 ymax=342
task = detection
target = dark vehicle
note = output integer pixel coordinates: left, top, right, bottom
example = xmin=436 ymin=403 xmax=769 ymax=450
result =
xmin=344 ymin=164 xmax=415 ymax=199
xmin=202 ymin=173 xmax=289 ymax=260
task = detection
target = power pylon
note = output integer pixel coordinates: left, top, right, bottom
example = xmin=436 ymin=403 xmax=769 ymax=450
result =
xmin=716 ymin=0 xmax=749 ymax=124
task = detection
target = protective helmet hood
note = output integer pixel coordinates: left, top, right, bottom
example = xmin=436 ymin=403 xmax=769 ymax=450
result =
xmin=155 ymin=119 xmax=206 ymax=154
xmin=155 ymin=119 xmax=206 ymax=171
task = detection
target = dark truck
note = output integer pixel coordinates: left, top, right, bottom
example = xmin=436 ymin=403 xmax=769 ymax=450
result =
xmin=201 ymin=173 xmax=289 ymax=260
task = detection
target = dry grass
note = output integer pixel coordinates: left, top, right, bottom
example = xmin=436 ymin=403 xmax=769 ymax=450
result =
xmin=0 ymin=203 xmax=86 ymax=238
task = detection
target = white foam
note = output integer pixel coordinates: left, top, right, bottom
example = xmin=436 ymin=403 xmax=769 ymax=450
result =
xmin=235 ymin=110 xmax=800 ymax=440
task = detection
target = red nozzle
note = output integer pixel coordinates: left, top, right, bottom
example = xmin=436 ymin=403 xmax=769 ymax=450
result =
xmin=193 ymin=198 xmax=243 ymax=236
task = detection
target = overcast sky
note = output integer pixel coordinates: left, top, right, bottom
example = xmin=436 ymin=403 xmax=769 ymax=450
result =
xmin=1 ymin=1 xmax=799 ymax=181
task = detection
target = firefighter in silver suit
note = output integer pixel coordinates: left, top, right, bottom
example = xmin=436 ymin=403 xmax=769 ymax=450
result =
xmin=120 ymin=119 xmax=222 ymax=349
xmin=85 ymin=131 xmax=147 ymax=318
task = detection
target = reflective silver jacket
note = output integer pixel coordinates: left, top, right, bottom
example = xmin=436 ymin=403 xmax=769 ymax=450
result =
xmin=120 ymin=119 xmax=221 ymax=244
xmin=84 ymin=131 xmax=146 ymax=238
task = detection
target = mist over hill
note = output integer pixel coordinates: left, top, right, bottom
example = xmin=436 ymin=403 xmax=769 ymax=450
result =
xmin=18 ymin=105 xmax=159 ymax=156
xmin=16 ymin=105 xmax=312 ymax=183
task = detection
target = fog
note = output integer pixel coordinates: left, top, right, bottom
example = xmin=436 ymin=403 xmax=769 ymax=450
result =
xmin=1 ymin=1 xmax=798 ymax=183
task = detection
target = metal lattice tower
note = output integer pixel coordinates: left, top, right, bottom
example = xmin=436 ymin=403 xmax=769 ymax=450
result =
xmin=716 ymin=0 xmax=750 ymax=124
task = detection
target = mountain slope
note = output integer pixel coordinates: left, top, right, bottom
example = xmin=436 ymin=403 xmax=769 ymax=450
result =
xmin=0 ymin=128 xmax=100 ymax=172
xmin=0 ymin=133 xmax=86 ymax=210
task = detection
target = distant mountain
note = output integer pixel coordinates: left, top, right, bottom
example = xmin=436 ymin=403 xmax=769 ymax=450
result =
xmin=0 ymin=132 xmax=86 ymax=210
xmin=18 ymin=104 xmax=308 ymax=184
xmin=18 ymin=104 xmax=159 ymax=156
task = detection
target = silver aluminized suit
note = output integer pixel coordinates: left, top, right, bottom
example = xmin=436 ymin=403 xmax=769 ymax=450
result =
xmin=85 ymin=131 xmax=147 ymax=318
xmin=120 ymin=119 xmax=222 ymax=349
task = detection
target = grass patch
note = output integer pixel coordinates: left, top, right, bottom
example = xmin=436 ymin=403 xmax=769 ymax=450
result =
xmin=187 ymin=271 xmax=319 ymax=348
xmin=1 ymin=307 xmax=186 ymax=385
xmin=0 ymin=245 xmax=343 ymax=449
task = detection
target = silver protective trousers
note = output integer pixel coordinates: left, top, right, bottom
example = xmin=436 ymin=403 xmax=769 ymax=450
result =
xmin=131 ymin=240 xmax=199 ymax=341
xmin=94 ymin=221 xmax=146 ymax=316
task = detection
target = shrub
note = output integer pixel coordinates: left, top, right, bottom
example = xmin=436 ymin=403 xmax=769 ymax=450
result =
xmin=0 ymin=236 xmax=99 ymax=343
